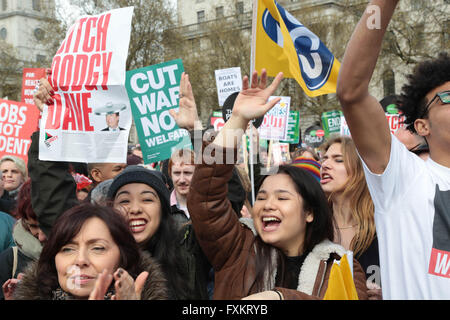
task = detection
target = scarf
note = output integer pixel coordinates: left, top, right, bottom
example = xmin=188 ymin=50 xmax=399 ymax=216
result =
xmin=51 ymin=287 xmax=115 ymax=300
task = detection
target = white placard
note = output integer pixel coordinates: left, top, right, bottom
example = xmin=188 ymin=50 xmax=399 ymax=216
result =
xmin=39 ymin=7 xmax=134 ymax=163
xmin=215 ymin=67 xmax=242 ymax=107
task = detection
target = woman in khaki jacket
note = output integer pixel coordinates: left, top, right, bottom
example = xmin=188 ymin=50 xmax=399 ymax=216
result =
xmin=182 ymin=70 xmax=368 ymax=300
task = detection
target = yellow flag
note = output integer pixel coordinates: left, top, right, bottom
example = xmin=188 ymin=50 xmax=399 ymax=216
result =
xmin=323 ymin=254 xmax=359 ymax=300
xmin=252 ymin=0 xmax=340 ymax=97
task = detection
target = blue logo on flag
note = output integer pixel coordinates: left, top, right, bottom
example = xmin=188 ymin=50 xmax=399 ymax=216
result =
xmin=262 ymin=3 xmax=335 ymax=90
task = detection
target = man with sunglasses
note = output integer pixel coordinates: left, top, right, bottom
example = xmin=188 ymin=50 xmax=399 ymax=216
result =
xmin=337 ymin=0 xmax=450 ymax=299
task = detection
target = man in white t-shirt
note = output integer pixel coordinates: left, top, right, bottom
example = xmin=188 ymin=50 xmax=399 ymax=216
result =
xmin=337 ymin=0 xmax=450 ymax=299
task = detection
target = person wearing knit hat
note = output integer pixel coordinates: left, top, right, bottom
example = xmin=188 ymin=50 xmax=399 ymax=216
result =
xmin=107 ymin=165 xmax=188 ymax=299
xmin=107 ymin=165 xmax=171 ymax=214
xmin=1 ymin=155 xmax=27 ymax=197
xmin=291 ymin=156 xmax=321 ymax=182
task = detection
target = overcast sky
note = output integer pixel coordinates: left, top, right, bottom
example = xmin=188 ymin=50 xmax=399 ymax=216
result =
xmin=55 ymin=0 xmax=177 ymax=25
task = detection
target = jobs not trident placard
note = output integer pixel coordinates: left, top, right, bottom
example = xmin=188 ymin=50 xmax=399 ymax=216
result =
xmin=126 ymin=59 xmax=192 ymax=164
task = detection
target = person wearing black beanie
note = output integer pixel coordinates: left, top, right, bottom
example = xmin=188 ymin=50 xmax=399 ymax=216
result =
xmin=107 ymin=165 xmax=188 ymax=299
xmin=107 ymin=165 xmax=170 ymax=213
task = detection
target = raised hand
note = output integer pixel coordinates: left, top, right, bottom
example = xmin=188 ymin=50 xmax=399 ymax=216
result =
xmin=33 ymin=68 xmax=54 ymax=112
xmin=169 ymin=72 xmax=202 ymax=131
xmin=111 ymin=268 xmax=148 ymax=300
xmin=88 ymin=269 xmax=113 ymax=300
xmin=212 ymin=69 xmax=283 ymax=149
xmin=2 ymin=273 xmax=24 ymax=300
xmin=231 ymin=69 xmax=284 ymax=128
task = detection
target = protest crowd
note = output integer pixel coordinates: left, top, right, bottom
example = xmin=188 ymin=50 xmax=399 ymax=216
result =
xmin=0 ymin=0 xmax=449 ymax=302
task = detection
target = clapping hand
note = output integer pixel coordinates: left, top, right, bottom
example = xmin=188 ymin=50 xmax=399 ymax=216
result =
xmin=2 ymin=273 xmax=24 ymax=300
xmin=89 ymin=268 xmax=149 ymax=300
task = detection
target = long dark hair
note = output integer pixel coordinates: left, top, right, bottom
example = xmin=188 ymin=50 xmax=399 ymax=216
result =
xmin=250 ymin=165 xmax=334 ymax=291
xmin=140 ymin=202 xmax=188 ymax=299
xmin=108 ymin=182 xmax=187 ymax=299
xmin=36 ymin=203 xmax=141 ymax=297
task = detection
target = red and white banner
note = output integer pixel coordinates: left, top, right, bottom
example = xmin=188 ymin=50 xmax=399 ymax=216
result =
xmin=428 ymin=248 xmax=450 ymax=279
xmin=0 ymin=99 xmax=40 ymax=163
xmin=210 ymin=115 xmax=225 ymax=132
xmin=258 ymin=96 xmax=290 ymax=141
xmin=39 ymin=7 xmax=134 ymax=163
xmin=21 ymin=68 xmax=46 ymax=105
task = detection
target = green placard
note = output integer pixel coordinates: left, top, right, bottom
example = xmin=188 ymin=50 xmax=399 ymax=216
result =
xmin=321 ymin=110 xmax=343 ymax=137
xmin=280 ymin=110 xmax=300 ymax=144
xmin=125 ymin=59 xmax=192 ymax=164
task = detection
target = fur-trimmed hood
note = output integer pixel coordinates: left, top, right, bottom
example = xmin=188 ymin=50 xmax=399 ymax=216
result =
xmin=239 ymin=217 xmax=347 ymax=295
xmin=13 ymin=251 xmax=169 ymax=300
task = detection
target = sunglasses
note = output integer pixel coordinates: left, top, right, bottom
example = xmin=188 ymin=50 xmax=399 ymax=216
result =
xmin=420 ymin=90 xmax=450 ymax=118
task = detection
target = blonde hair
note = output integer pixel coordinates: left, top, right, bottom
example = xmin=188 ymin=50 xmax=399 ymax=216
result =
xmin=321 ymin=136 xmax=376 ymax=257
xmin=0 ymin=155 xmax=28 ymax=179
xmin=168 ymin=148 xmax=195 ymax=176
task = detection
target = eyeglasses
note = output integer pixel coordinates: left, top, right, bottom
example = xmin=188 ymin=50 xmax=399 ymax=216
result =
xmin=420 ymin=90 xmax=450 ymax=119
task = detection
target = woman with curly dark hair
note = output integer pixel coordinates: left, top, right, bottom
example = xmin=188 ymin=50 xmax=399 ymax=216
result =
xmin=337 ymin=0 xmax=450 ymax=299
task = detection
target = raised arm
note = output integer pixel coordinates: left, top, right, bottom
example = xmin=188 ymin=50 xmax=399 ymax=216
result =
xmin=29 ymin=78 xmax=79 ymax=236
xmin=169 ymin=72 xmax=203 ymax=132
xmin=214 ymin=69 xmax=283 ymax=148
xmin=187 ymin=70 xmax=283 ymax=271
xmin=337 ymin=0 xmax=399 ymax=174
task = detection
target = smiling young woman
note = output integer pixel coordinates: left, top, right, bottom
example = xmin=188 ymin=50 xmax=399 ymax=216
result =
xmin=106 ymin=165 xmax=192 ymax=299
xmin=187 ymin=69 xmax=368 ymax=300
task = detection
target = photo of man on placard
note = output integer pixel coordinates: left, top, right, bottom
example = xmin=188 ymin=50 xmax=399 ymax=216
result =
xmin=94 ymin=102 xmax=127 ymax=132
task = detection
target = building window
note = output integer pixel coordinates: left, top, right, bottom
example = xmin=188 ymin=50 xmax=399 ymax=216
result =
xmin=36 ymin=54 xmax=46 ymax=63
xmin=0 ymin=27 xmax=7 ymax=40
xmin=2 ymin=0 xmax=6 ymax=11
xmin=411 ymin=0 xmax=421 ymax=10
xmin=444 ymin=20 xmax=450 ymax=46
xmin=190 ymin=38 xmax=200 ymax=52
xmin=383 ymin=69 xmax=395 ymax=97
xmin=216 ymin=6 xmax=224 ymax=18
xmin=413 ymin=23 xmax=425 ymax=49
xmin=236 ymin=2 xmax=244 ymax=14
xmin=197 ymin=10 xmax=205 ymax=23
xmin=32 ymin=0 xmax=41 ymax=11
xmin=34 ymin=28 xmax=45 ymax=41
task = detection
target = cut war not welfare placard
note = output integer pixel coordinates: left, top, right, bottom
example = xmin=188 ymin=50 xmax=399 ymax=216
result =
xmin=126 ymin=59 xmax=192 ymax=164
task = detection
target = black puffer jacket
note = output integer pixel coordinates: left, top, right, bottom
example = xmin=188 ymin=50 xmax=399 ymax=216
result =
xmin=27 ymin=131 xmax=79 ymax=237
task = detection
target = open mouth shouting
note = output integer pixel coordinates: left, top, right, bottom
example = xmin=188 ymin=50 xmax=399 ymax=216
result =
xmin=261 ymin=216 xmax=282 ymax=232
xmin=129 ymin=218 xmax=147 ymax=233
xmin=320 ymin=173 xmax=333 ymax=184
